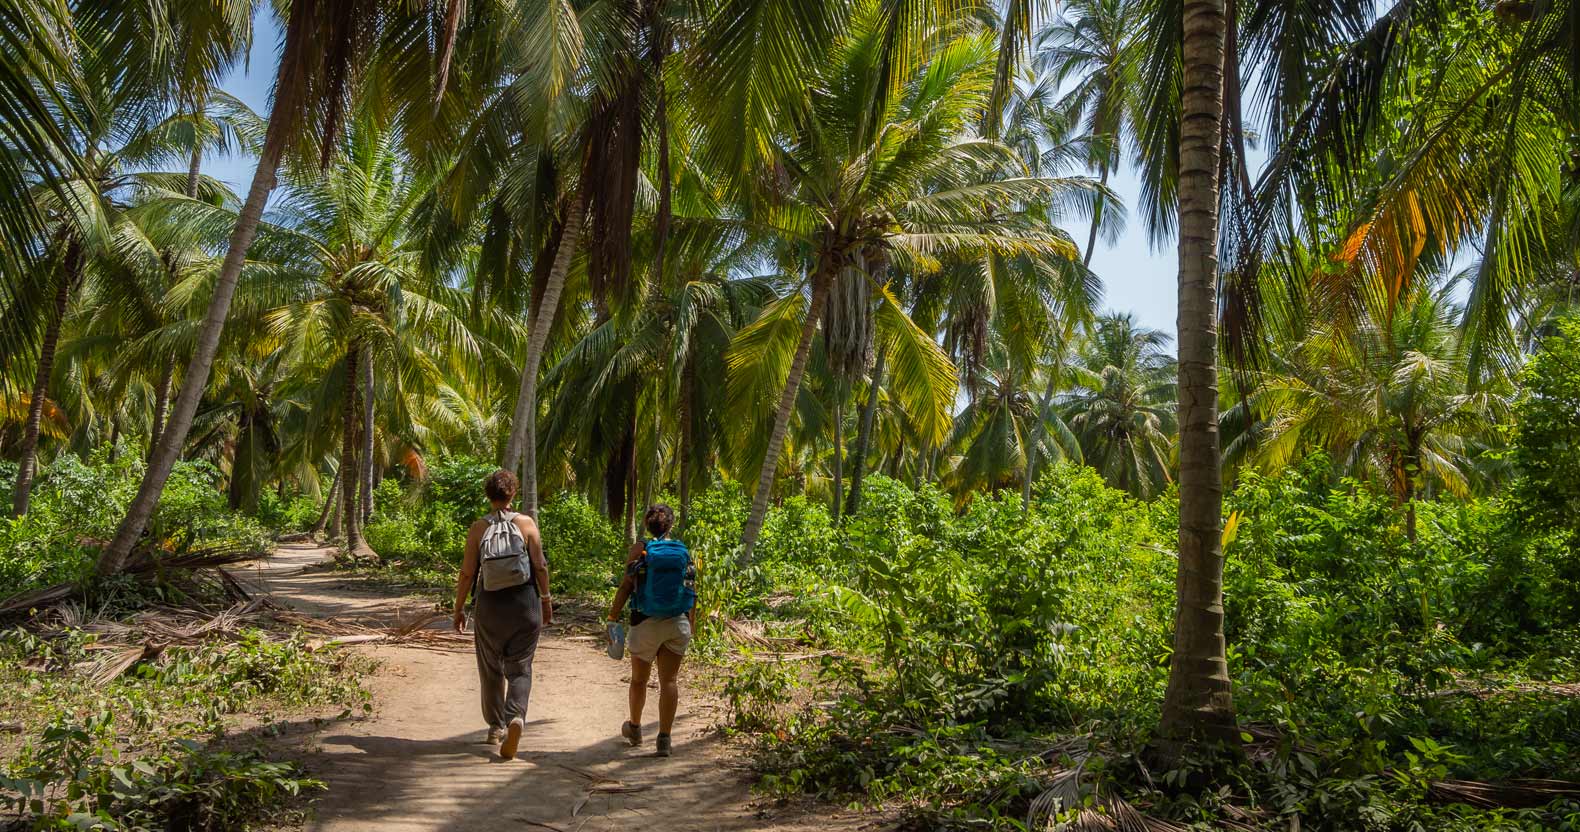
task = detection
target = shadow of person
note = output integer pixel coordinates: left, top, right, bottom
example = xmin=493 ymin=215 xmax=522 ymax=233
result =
xmin=304 ymin=725 xmax=762 ymax=832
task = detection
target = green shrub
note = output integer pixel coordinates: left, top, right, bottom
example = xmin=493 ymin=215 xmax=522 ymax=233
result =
xmin=2 ymin=716 xmax=322 ymax=830
xmin=256 ymin=488 xmax=321 ymax=532
xmin=538 ymin=492 xmax=623 ymax=595
xmin=0 ymin=450 xmax=271 ymax=598
xmin=711 ymin=461 xmax=1580 ymax=830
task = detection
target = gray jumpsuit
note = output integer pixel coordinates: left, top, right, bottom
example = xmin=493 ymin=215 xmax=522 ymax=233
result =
xmin=472 ymin=578 xmax=542 ymax=730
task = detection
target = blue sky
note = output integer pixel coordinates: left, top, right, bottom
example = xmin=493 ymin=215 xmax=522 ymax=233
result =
xmin=208 ymin=8 xmax=1186 ymax=336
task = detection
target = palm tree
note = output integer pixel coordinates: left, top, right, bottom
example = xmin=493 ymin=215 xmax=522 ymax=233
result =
xmin=9 ymin=62 xmax=242 ymax=517
xmin=726 ymin=19 xmax=1074 ymax=563
xmin=1208 ymin=0 xmax=1574 ymax=377
xmin=1060 ymin=314 xmax=1175 ymax=498
xmin=0 ymin=0 xmax=88 ymax=365
xmin=1038 ymin=0 xmax=1137 ymax=265
xmin=1240 ymin=282 xmax=1510 ymax=540
xmin=947 ymin=344 xmax=1081 ymax=499
xmin=99 ymin=0 xmax=505 ymax=574
xmin=1157 ymin=0 xmax=1235 ymax=747
xmin=259 ymin=120 xmax=483 ymax=557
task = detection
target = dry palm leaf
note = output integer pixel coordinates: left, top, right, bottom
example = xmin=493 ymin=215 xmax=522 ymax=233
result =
xmin=1430 ymin=778 xmax=1580 ymax=809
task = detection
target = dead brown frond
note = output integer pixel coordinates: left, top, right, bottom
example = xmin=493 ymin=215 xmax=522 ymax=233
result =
xmin=1429 ymin=778 xmax=1580 ymax=809
xmin=1025 ymin=759 xmax=1192 ymax=832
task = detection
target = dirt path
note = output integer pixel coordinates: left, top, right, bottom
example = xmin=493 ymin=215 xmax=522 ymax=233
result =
xmin=236 ymin=543 xmax=863 ymax=832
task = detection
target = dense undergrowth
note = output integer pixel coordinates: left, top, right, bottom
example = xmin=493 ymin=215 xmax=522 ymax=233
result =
xmin=687 ymin=463 xmax=1580 ymax=830
xmin=0 ymin=619 xmax=371 ymax=830
xmin=0 ymin=451 xmax=369 ymax=831
xmin=0 ymin=447 xmax=271 ymax=597
xmin=7 ymin=336 xmax=1580 ymax=830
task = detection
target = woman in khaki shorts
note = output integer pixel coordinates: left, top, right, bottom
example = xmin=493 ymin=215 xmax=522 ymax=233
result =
xmin=606 ymin=505 xmax=693 ymax=756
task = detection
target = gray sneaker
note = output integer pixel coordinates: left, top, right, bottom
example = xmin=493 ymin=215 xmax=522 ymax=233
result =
xmin=655 ymin=733 xmax=672 ymax=757
xmin=621 ymin=720 xmax=642 ymax=747
xmin=486 ymin=727 xmax=504 ymax=745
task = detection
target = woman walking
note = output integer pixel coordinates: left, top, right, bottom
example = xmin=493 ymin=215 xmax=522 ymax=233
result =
xmin=606 ymin=504 xmax=696 ymax=757
xmin=452 ymin=470 xmax=552 ymax=760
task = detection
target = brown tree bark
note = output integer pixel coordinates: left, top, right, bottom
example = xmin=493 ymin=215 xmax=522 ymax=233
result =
xmin=98 ymin=1 xmax=316 ymax=575
xmin=11 ymin=243 xmax=77 ymax=518
xmin=1158 ymin=0 xmax=1237 ymax=748
xmin=341 ymin=347 xmax=363 ymax=554
xmin=503 ymin=195 xmax=586 ymax=518
xmin=311 ymin=469 xmax=341 ymax=539
xmin=359 ymin=352 xmax=375 ymax=524
xmin=148 ymin=359 xmax=174 ymax=462
xmin=739 ymin=258 xmax=836 ymax=564
xmin=831 ymin=396 xmax=844 ymax=523
xmin=846 ymin=342 xmax=885 ymax=517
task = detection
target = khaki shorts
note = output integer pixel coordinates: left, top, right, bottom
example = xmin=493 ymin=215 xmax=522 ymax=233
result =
xmin=628 ymin=615 xmax=691 ymax=662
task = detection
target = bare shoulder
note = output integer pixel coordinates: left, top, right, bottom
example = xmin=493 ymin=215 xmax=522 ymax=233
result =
xmin=626 ymin=540 xmax=646 ymax=563
xmin=511 ymin=513 xmax=540 ymax=538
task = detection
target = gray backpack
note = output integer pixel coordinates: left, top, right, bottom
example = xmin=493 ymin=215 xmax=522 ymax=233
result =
xmin=478 ymin=510 xmax=530 ymax=591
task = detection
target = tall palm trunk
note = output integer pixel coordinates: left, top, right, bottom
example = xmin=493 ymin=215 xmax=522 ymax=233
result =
xmin=1082 ymin=164 xmax=1110 ymax=267
xmin=831 ymin=396 xmax=844 ymax=523
xmin=846 ymin=342 xmax=885 ymax=516
xmin=149 ymin=359 xmax=174 ymax=462
xmin=677 ymin=352 xmax=694 ymax=524
xmin=341 ymin=347 xmax=363 ymax=554
xmin=504 ymin=194 xmax=585 ymax=518
xmin=149 ymin=143 xmax=202 ymax=462
xmin=359 ymin=353 xmax=375 ymax=524
xmin=739 ymin=260 xmax=835 ymax=565
xmin=12 ymin=243 xmax=77 ymax=518
xmin=98 ymin=8 xmax=314 ymax=576
xmin=624 ymin=420 xmax=639 ymax=545
xmin=311 ymin=469 xmax=341 ymax=538
xmin=1021 ymin=371 xmax=1060 ymax=511
xmin=328 ymin=490 xmax=344 ymax=540
xmin=1158 ymin=0 xmax=1236 ymax=746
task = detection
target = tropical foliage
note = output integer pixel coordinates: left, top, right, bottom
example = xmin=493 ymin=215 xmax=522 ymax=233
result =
xmin=2 ymin=0 xmax=1579 ymax=827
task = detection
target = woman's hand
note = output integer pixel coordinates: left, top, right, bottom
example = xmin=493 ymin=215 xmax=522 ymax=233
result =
xmin=452 ymin=609 xmax=466 ymax=633
xmin=541 ymin=597 xmax=554 ymax=626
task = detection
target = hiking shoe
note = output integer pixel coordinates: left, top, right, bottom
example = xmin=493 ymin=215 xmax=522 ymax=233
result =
xmin=500 ymin=718 xmax=524 ymax=760
xmin=621 ymin=720 xmax=642 ymax=747
xmin=655 ymin=733 xmax=672 ymax=757
xmin=485 ymin=727 xmax=504 ymax=745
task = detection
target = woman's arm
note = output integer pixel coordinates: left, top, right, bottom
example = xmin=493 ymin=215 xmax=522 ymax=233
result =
xmin=452 ymin=521 xmax=485 ymax=631
xmin=605 ymin=541 xmax=646 ymax=622
xmin=514 ymin=515 xmax=552 ymax=625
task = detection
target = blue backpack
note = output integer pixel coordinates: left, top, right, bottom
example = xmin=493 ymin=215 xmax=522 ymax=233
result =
xmin=634 ymin=537 xmax=696 ymax=619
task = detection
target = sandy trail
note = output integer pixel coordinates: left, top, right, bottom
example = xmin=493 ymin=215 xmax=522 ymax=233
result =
xmin=236 ymin=543 xmax=859 ymax=832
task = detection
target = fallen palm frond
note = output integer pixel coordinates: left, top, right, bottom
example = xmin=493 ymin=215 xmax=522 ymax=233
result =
xmin=13 ymin=595 xmax=469 ymax=686
xmin=0 ymin=583 xmax=75 ymax=616
xmin=1025 ymin=760 xmax=1192 ymax=832
xmin=0 ymin=543 xmax=266 ymax=619
xmin=268 ymin=607 xmax=470 ymax=651
xmin=1429 ymin=778 xmax=1580 ymax=809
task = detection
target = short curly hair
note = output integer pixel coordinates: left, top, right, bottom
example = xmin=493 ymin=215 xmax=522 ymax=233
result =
xmin=484 ymin=469 xmax=519 ymax=502
xmin=643 ymin=503 xmax=675 ymax=538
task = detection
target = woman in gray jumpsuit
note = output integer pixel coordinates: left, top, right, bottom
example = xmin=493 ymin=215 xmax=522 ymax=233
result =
xmin=451 ymin=470 xmax=552 ymax=760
